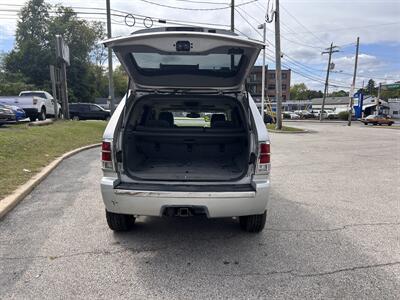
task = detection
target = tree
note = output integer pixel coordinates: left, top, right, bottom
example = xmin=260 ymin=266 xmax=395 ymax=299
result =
xmin=3 ymin=1 xmax=106 ymax=102
xmin=329 ymin=90 xmax=348 ymax=97
xmin=290 ymin=83 xmax=324 ymax=100
xmin=4 ymin=0 xmax=52 ymax=88
xmin=290 ymin=83 xmax=308 ymax=100
xmin=367 ymin=79 xmax=376 ymax=95
xmin=113 ymin=65 xmax=129 ymax=98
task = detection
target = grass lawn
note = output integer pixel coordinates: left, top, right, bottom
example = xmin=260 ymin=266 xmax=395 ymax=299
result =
xmin=0 ymin=120 xmax=107 ymax=200
xmin=266 ymin=124 xmax=305 ymax=132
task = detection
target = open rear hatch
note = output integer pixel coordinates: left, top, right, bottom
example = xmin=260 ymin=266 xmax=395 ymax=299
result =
xmin=103 ymin=27 xmax=263 ymax=91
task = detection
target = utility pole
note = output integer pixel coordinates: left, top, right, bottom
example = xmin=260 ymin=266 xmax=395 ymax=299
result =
xmin=376 ymin=82 xmax=381 ymax=114
xmin=55 ymin=35 xmax=69 ymax=119
xmin=347 ymin=37 xmax=360 ymax=126
xmin=49 ymin=65 xmax=58 ymax=119
xmin=320 ymin=43 xmax=339 ymax=121
xmin=258 ymin=23 xmax=266 ymax=117
xmin=274 ymin=0 xmax=283 ymax=130
xmin=230 ymin=0 xmax=235 ymax=32
xmin=106 ymin=0 xmax=115 ymax=114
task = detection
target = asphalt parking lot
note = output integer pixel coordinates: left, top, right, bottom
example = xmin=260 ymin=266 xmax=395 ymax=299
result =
xmin=1 ymin=121 xmax=399 ymax=299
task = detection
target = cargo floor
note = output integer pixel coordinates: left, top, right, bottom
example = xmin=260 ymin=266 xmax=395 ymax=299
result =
xmin=131 ymin=157 xmax=244 ymax=180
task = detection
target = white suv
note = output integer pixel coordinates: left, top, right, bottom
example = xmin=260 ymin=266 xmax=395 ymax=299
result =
xmin=100 ymin=28 xmax=271 ymax=233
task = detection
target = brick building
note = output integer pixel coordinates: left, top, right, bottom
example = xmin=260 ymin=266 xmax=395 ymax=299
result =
xmin=247 ymin=66 xmax=291 ymax=102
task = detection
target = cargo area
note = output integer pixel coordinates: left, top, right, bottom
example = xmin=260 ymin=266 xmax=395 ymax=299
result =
xmin=122 ymin=95 xmax=250 ymax=181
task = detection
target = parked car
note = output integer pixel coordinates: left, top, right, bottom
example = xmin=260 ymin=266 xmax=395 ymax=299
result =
xmin=100 ymin=27 xmax=270 ymax=233
xmin=313 ymin=110 xmax=338 ymax=119
xmin=0 ymin=90 xmax=61 ymax=121
xmin=5 ymin=105 xmax=26 ymax=121
xmin=69 ymin=103 xmax=111 ymax=120
xmin=0 ymin=104 xmax=16 ymax=126
xmin=283 ymin=111 xmax=300 ymax=119
xmin=361 ymin=114 xmax=394 ymax=126
xmin=294 ymin=110 xmax=314 ymax=119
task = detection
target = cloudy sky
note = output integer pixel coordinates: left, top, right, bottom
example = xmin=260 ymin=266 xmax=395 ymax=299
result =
xmin=1 ymin=0 xmax=399 ymax=90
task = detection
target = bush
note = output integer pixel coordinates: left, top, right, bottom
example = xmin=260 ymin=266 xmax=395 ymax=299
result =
xmin=338 ymin=111 xmax=349 ymax=120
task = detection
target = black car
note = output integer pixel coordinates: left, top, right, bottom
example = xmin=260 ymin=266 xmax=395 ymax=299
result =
xmin=69 ymin=103 xmax=111 ymax=121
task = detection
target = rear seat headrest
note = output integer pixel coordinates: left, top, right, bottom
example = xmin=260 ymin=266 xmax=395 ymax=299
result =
xmin=159 ymin=112 xmax=174 ymax=127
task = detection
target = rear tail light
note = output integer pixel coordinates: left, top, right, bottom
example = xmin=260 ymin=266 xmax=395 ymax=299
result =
xmin=102 ymin=141 xmax=113 ymax=169
xmin=257 ymin=142 xmax=271 ymax=174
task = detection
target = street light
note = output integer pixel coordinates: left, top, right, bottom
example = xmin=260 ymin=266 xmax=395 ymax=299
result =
xmin=258 ymin=23 xmax=266 ymax=118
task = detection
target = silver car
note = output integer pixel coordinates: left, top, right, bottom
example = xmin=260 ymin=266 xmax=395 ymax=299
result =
xmin=100 ymin=27 xmax=271 ymax=233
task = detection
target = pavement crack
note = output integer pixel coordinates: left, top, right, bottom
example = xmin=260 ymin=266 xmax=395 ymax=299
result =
xmin=266 ymin=222 xmax=400 ymax=233
xmin=292 ymin=261 xmax=400 ymax=277
xmin=203 ymin=262 xmax=400 ymax=278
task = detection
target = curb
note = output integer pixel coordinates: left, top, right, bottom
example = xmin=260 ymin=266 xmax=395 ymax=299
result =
xmin=0 ymin=143 xmax=101 ymax=219
xmin=268 ymin=129 xmax=310 ymax=134
xmin=29 ymin=119 xmax=54 ymax=126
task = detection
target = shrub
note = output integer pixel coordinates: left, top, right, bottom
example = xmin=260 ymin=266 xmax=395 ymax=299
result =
xmin=338 ymin=111 xmax=349 ymax=120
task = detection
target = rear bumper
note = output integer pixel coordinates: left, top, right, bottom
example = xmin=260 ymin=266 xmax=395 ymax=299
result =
xmin=100 ymin=178 xmax=270 ymax=218
xmin=23 ymin=108 xmax=39 ymax=118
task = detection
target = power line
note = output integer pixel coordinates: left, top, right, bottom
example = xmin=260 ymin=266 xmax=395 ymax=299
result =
xmin=280 ymin=4 xmax=327 ymax=46
xmin=137 ymin=0 xmax=230 ymax=10
xmin=281 ymin=21 xmax=400 ymax=35
xmin=171 ymin=0 xmax=229 ymax=4
xmin=0 ymin=6 xmax=230 ymax=29
xmin=137 ymin=0 xmax=259 ymax=10
xmin=234 ymin=8 xmax=263 ymax=39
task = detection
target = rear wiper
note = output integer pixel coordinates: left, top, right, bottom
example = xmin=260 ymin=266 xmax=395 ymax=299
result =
xmin=159 ymin=64 xmax=199 ymax=71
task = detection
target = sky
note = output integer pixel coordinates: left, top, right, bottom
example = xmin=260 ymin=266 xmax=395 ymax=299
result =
xmin=0 ymin=0 xmax=399 ymax=91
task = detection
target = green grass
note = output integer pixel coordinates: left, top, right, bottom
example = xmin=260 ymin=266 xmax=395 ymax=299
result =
xmin=266 ymin=124 xmax=305 ymax=132
xmin=0 ymin=120 xmax=107 ymax=199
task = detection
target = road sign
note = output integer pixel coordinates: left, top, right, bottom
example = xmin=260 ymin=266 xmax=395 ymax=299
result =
xmin=382 ymin=83 xmax=400 ymax=90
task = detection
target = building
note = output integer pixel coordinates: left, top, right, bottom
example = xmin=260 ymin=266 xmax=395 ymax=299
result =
xmin=388 ymin=98 xmax=400 ymax=119
xmin=311 ymin=96 xmax=350 ymax=113
xmin=247 ymin=66 xmax=291 ymax=103
xmin=311 ymin=95 xmax=390 ymax=116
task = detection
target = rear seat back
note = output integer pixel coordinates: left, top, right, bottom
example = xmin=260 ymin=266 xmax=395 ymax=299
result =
xmin=210 ymin=114 xmax=226 ymax=127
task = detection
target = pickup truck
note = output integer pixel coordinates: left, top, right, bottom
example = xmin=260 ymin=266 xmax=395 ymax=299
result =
xmin=0 ymin=91 xmax=61 ymax=121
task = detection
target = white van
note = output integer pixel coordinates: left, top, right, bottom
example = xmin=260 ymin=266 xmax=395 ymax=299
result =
xmin=100 ymin=27 xmax=271 ymax=233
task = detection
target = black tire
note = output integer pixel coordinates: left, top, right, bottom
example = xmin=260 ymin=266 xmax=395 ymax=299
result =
xmin=38 ymin=108 xmax=46 ymax=121
xmin=29 ymin=116 xmax=36 ymax=122
xmin=239 ymin=210 xmax=267 ymax=233
xmin=106 ymin=210 xmax=135 ymax=231
xmin=388 ymin=123 xmax=393 ymax=126
xmin=72 ymin=115 xmax=80 ymax=121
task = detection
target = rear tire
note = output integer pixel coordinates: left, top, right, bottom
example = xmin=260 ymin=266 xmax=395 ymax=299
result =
xmin=29 ymin=116 xmax=36 ymax=122
xmin=106 ymin=210 xmax=135 ymax=231
xmin=239 ymin=211 xmax=267 ymax=233
xmin=72 ymin=115 xmax=80 ymax=121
